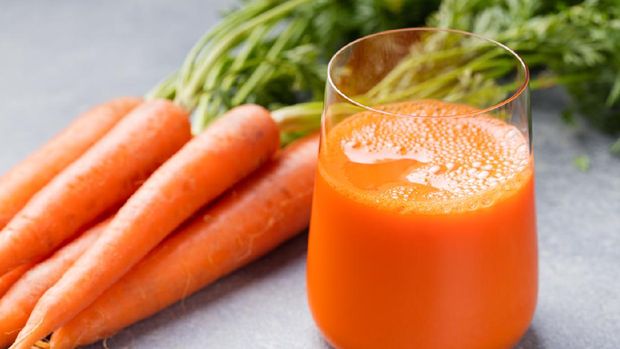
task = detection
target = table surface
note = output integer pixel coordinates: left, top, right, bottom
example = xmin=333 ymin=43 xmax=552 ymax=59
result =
xmin=1 ymin=1 xmax=619 ymax=348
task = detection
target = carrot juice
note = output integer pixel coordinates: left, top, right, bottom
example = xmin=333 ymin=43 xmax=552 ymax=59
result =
xmin=307 ymin=100 xmax=537 ymax=349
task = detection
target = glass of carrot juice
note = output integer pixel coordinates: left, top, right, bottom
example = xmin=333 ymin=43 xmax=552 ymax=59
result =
xmin=307 ymin=28 xmax=537 ymax=349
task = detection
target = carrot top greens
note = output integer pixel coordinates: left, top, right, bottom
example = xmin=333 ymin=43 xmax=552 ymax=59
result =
xmin=432 ymin=0 xmax=620 ymax=140
xmin=147 ymin=0 xmax=438 ymax=141
xmin=150 ymin=0 xmax=620 ymax=148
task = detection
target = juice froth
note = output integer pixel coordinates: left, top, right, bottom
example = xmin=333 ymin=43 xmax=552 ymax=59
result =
xmin=320 ymin=100 xmax=532 ymax=213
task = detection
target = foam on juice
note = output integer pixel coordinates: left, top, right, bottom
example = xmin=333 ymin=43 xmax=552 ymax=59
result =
xmin=319 ymin=100 xmax=532 ymax=213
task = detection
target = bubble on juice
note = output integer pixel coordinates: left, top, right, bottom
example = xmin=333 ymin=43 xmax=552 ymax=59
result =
xmin=481 ymin=197 xmax=494 ymax=208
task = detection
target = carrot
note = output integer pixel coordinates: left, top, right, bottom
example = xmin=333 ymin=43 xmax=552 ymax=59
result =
xmin=0 ymin=265 xmax=32 ymax=299
xmin=0 ymin=97 xmax=141 ymax=230
xmin=0 ymin=99 xmax=191 ymax=276
xmin=12 ymin=104 xmax=280 ymax=349
xmin=49 ymin=133 xmax=319 ymax=349
xmin=0 ymin=218 xmax=110 ymax=348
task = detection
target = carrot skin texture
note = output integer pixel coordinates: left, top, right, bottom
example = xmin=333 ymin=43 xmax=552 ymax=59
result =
xmin=0 ymin=265 xmax=31 ymax=299
xmin=14 ymin=104 xmax=279 ymax=349
xmin=0 ymin=99 xmax=191 ymax=276
xmin=50 ymin=133 xmax=319 ymax=349
xmin=0 ymin=97 xmax=142 ymax=229
xmin=0 ymin=218 xmax=109 ymax=348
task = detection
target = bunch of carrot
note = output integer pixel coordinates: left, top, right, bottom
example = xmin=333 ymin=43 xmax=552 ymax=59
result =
xmin=0 ymin=2 xmax=325 ymax=348
xmin=0 ymin=99 xmax=318 ymax=348
xmin=0 ymin=100 xmax=319 ymax=349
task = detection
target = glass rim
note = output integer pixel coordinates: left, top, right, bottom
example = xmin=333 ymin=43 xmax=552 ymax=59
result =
xmin=326 ymin=27 xmax=530 ymax=118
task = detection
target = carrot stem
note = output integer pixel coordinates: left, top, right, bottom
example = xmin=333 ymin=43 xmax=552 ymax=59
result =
xmin=176 ymin=0 xmax=311 ymax=110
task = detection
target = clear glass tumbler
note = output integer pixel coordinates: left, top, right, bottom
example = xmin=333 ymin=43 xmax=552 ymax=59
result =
xmin=307 ymin=28 xmax=536 ymax=349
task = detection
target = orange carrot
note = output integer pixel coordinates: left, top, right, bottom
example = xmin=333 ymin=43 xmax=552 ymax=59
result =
xmin=0 ymin=265 xmax=32 ymax=299
xmin=49 ymin=133 xmax=318 ymax=349
xmin=12 ymin=104 xmax=279 ymax=349
xmin=0 ymin=218 xmax=110 ymax=348
xmin=0 ymin=97 xmax=141 ymax=229
xmin=0 ymin=99 xmax=191 ymax=276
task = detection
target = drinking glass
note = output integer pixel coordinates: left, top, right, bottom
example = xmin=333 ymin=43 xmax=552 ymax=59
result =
xmin=307 ymin=28 xmax=536 ymax=349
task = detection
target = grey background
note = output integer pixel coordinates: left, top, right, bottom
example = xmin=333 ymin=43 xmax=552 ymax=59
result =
xmin=1 ymin=1 xmax=619 ymax=348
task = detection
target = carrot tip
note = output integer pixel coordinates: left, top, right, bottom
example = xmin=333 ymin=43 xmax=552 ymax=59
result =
xmin=33 ymin=340 xmax=50 ymax=349
xmin=10 ymin=318 xmax=47 ymax=349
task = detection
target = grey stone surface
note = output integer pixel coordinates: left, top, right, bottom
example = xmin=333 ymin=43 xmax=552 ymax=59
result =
xmin=0 ymin=1 xmax=619 ymax=348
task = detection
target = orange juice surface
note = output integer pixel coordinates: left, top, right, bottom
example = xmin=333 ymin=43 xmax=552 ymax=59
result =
xmin=307 ymin=101 xmax=537 ymax=349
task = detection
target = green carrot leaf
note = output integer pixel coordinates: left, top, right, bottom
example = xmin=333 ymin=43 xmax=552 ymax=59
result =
xmin=573 ymin=155 xmax=591 ymax=172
